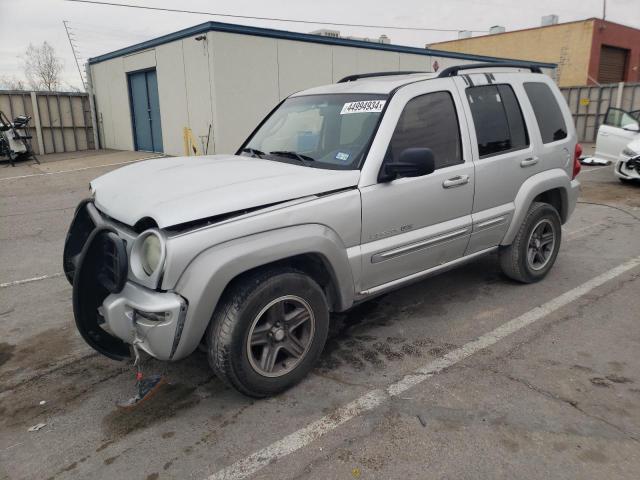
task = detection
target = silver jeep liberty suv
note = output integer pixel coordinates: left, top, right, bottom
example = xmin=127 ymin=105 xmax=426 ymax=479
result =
xmin=64 ymin=63 xmax=581 ymax=397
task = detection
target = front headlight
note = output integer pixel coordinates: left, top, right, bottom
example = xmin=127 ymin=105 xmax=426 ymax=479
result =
xmin=141 ymin=234 xmax=161 ymax=275
xmin=622 ymin=147 xmax=638 ymax=157
xmin=131 ymin=230 xmax=166 ymax=286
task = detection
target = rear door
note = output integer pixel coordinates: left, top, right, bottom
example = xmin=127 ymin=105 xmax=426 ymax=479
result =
xmin=595 ymin=108 xmax=640 ymax=162
xmin=455 ymin=75 xmax=537 ymax=254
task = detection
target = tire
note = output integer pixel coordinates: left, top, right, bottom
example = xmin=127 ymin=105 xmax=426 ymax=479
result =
xmin=206 ymin=268 xmax=329 ymax=398
xmin=619 ymin=177 xmax=636 ymax=185
xmin=499 ymin=202 xmax=562 ymax=284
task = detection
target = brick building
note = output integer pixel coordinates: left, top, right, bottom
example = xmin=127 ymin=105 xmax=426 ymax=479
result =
xmin=429 ymin=18 xmax=640 ymax=87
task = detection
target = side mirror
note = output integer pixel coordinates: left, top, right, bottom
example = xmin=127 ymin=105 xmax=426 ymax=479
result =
xmin=379 ymin=148 xmax=436 ymax=182
xmin=623 ymin=123 xmax=640 ymax=132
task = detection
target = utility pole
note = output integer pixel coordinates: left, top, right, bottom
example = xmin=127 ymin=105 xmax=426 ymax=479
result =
xmin=63 ymin=20 xmax=87 ymax=90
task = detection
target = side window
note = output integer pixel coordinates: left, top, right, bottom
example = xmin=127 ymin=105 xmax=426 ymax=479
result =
xmin=604 ymin=108 xmax=639 ymax=129
xmin=523 ymin=82 xmax=568 ymax=143
xmin=466 ymin=84 xmax=529 ymax=157
xmin=387 ymin=91 xmax=462 ymax=170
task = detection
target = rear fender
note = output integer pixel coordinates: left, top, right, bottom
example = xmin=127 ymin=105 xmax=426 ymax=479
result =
xmin=501 ymin=169 xmax=572 ymax=245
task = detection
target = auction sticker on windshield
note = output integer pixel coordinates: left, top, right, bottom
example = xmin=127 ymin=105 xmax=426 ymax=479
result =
xmin=340 ymin=100 xmax=386 ymax=115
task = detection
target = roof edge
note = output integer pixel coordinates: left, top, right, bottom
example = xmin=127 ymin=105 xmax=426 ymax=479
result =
xmin=88 ymin=20 xmax=556 ymax=69
xmin=430 ymin=18 xmax=600 ymax=45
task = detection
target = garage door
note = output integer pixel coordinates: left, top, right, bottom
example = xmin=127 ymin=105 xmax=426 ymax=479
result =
xmin=598 ymin=46 xmax=628 ymax=84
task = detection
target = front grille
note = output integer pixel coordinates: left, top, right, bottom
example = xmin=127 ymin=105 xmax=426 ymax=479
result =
xmin=63 ymin=200 xmax=96 ymax=285
xmin=95 ymin=231 xmax=128 ymax=294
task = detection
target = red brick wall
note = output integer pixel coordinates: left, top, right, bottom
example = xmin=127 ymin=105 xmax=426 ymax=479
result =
xmin=588 ymin=19 xmax=640 ymax=84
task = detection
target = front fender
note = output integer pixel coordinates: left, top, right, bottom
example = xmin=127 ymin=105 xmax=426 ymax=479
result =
xmin=170 ymin=224 xmax=355 ymax=360
xmin=501 ymin=169 xmax=578 ymax=245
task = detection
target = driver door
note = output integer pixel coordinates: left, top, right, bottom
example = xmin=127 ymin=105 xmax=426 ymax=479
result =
xmin=595 ymin=108 xmax=640 ymax=162
xmin=359 ymin=86 xmax=474 ymax=291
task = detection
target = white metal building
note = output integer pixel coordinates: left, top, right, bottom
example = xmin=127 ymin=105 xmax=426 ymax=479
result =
xmin=88 ymin=21 xmax=556 ymax=156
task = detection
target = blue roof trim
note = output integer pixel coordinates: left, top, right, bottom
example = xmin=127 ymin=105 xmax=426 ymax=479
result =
xmin=88 ymin=20 xmax=557 ymax=69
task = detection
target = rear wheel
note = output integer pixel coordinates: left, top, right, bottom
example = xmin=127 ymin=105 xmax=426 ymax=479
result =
xmin=499 ymin=202 xmax=562 ymax=283
xmin=206 ymin=268 xmax=329 ymax=397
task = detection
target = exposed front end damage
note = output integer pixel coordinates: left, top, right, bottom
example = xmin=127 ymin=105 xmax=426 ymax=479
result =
xmin=64 ymin=201 xmax=189 ymax=361
xmin=615 ymin=154 xmax=640 ymax=181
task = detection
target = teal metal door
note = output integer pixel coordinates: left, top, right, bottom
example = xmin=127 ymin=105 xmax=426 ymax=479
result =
xmin=128 ymin=70 xmax=163 ymax=153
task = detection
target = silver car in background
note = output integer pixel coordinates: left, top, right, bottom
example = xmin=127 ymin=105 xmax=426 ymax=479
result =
xmin=64 ymin=63 xmax=581 ymax=397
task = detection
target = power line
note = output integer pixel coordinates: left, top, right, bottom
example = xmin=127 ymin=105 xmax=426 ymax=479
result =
xmin=64 ymin=0 xmax=489 ymax=33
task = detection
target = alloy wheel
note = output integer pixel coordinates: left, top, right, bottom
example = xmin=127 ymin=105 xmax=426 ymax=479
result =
xmin=246 ymin=295 xmax=315 ymax=377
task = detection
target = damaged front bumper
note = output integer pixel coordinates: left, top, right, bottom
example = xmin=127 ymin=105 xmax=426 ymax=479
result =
xmin=614 ymin=155 xmax=640 ymax=180
xmin=64 ymin=200 xmax=188 ymax=361
xmin=101 ymin=282 xmax=187 ymax=360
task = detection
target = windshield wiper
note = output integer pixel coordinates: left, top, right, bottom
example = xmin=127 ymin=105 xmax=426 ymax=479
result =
xmin=269 ymin=151 xmax=316 ymax=163
xmin=241 ymin=147 xmax=265 ymax=158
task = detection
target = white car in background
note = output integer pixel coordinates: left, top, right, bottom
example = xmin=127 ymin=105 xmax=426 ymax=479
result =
xmin=614 ymin=137 xmax=640 ymax=183
xmin=593 ymin=107 xmax=640 ymax=183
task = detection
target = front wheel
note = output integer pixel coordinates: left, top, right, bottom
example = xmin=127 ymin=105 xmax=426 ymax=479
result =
xmin=499 ymin=202 xmax=562 ymax=283
xmin=206 ymin=268 xmax=329 ymax=398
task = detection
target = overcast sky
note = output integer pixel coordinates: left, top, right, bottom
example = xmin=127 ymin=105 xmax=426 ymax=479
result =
xmin=1 ymin=0 xmax=639 ymax=89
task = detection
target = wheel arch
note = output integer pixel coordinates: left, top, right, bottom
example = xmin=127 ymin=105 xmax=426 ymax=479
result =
xmin=502 ymin=169 xmax=573 ymax=246
xmin=170 ymin=224 xmax=355 ymax=359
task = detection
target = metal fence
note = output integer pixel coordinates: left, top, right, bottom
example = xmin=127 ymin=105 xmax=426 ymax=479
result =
xmin=560 ymin=82 xmax=640 ymax=143
xmin=0 ymin=90 xmax=96 ymax=155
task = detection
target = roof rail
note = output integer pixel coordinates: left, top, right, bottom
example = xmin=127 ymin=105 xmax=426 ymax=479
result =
xmin=338 ymin=71 xmax=428 ymax=83
xmin=437 ymin=62 xmax=543 ymax=78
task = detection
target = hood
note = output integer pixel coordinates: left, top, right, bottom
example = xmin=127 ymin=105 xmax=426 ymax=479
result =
xmin=626 ymin=138 xmax=640 ymax=155
xmin=91 ymin=155 xmax=360 ymax=228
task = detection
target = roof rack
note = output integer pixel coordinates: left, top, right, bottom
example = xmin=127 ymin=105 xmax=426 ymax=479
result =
xmin=338 ymin=71 xmax=428 ymax=83
xmin=437 ymin=62 xmax=543 ymax=78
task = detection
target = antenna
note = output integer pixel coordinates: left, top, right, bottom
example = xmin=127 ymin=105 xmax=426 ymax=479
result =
xmin=63 ymin=20 xmax=87 ymax=90
xmin=602 ymin=0 xmax=607 ymax=21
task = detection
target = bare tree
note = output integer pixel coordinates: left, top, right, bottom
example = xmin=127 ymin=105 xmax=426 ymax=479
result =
xmin=22 ymin=42 xmax=63 ymax=91
xmin=0 ymin=75 xmax=26 ymax=90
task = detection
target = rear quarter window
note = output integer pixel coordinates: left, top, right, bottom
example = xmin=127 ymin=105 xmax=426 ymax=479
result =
xmin=523 ymin=82 xmax=568 ymax=143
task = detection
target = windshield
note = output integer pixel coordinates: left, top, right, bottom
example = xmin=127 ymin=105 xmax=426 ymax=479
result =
xmin=240 ymin=94 xmax=388 ymax=169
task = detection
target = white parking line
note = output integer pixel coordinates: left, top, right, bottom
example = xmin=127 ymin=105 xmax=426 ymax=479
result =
xmin=0 ymin=155 xmax=164 ymax=181
xmin=207 ymin=255 xmax=640 ymax=480
xmin=0 ymin=273 xmax=64 ymax=289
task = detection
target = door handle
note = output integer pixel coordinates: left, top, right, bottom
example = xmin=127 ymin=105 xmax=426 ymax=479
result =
xmin=442 ymin=174 xmax=469 ymax=188
xmin=520 ymin=157 xmax=539 ymax=167
xmin=600 ymin=132 xmax=609 ymax=136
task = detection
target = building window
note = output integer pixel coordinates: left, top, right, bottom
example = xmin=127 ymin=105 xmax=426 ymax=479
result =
xmin=524 ymin=82 xmax=568 ymax=144
xmin=466 ymin=84 xmax=529 ymax=157
xmin=386 ymin=91 xmax=462 ymax=170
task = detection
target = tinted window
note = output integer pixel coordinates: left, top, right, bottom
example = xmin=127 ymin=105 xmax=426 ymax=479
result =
xmin=524 ymin=82 xmax=568 ymax=143
xmin=467 ymin=84 xmax=529 ymax=157
xmin=387 ymin=91 xmax=462 ymax=170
